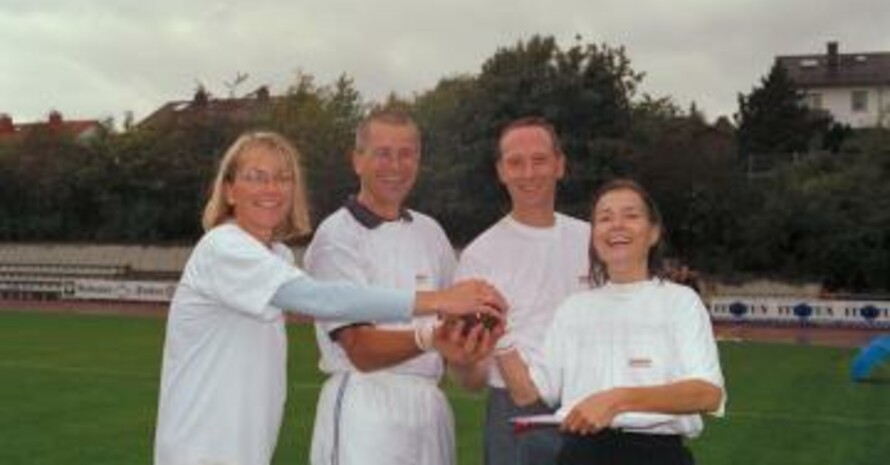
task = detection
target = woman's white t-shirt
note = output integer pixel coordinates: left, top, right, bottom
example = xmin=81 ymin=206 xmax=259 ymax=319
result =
xmin=529 ymin=279 xmax=725 ymax=438
xmin=154 ymin=224 xmax=302 ymax=465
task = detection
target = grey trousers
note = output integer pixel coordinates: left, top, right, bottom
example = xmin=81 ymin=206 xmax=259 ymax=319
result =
xmin=484 ymin=387 xmax=563 ymax=465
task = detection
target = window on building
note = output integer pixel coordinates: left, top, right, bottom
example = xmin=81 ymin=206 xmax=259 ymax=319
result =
xmin=804 ymin=93 xmax=822 ymax=109
xmin=851 ymin=90 xmax=869 ymax=112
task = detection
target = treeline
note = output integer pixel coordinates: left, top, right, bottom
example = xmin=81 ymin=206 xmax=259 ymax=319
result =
xmin=0 ymin=35 xmax=887 ymax=292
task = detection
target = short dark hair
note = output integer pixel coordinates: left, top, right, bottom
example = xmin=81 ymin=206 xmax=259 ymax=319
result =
xmin=355 ymin=108 xmax=420 ymax=153
xmin=496 ymin=116 xmax=563 ymax=160
xmin=588 ymin=178 xmax=668 ymax=287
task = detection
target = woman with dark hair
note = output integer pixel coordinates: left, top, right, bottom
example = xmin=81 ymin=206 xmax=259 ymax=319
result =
xmin=495 ymin=179 xmax=725 ymax=465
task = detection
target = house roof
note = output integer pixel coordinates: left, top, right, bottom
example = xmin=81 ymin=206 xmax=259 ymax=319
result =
xmin=777 ymin=45 xmax=890 ymax=89
xmin=138 ymin=86 xmax=279 ymax=129
xmin=0 ymin=112 xmax=102 ymax=142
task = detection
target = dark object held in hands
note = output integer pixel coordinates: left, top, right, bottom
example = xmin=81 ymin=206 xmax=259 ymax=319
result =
xmin=460 ymin=312 xmax=500 ymax=336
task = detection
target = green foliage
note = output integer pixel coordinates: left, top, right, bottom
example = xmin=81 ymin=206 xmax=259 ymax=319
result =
xmin=627 ymin=111 xmax=745 ymax=272
xmin=734 ymin=132 xmax=890 ymax=292
xmin=736 ymin=62 xmax=850 ymax=162
xmin=414 ymin=35 xmax=643 ymax=242
xmin=0 ymin=35 xmax=887 ymax=291
xmin=0 ymin=73 xmax=364 ymax=243
xmin=0 ymin=128 xmax=107 ymax=240
xmin=736 ymin=62 xmax=817 ymax=156
xmin=267 ymin=73 xmax=365 ymax=226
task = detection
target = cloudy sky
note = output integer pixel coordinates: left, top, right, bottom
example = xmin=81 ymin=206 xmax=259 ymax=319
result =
xmin=1 ymin=0 xmax=887 ymax=125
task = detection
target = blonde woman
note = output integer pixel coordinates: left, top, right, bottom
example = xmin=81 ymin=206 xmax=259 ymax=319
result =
xmin=153 ymin=131 xmax=504 ymax=465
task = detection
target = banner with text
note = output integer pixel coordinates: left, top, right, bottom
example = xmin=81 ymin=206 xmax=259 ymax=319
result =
xmin=708 ymin=297 xmax=890 ymax=328
xmin=71 ymin=279 xmax=177 ymax=303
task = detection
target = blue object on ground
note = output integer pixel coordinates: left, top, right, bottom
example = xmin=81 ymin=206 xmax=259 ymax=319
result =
xmin=851 ymin=335 xmax=890 ymax=382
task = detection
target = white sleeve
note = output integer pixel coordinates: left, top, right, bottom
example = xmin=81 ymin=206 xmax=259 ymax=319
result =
xmin=190 ymin=228 xmax=303 ymax=320
xmin=271 ymin=276 xmax=412 ymax=322
xmin=454 ymin=247 xmax=490 ymax=282
xmin=673 ymin=290 xmax=726 ymax=416
xmin=436 ymin=229 xmax=458 ymax=288
xmin=304 ymin=232 xmax=370 ymax=285
xmin=528 ymin=299 xmax=569 ymax=407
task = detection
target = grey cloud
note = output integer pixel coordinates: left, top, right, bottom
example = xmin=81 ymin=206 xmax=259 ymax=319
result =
xmin=1 ymin=0 xmax=888 ymax=123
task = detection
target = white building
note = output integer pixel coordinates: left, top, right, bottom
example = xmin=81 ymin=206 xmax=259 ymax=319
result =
xmin=777 ymin=41 xmax=890 ymax=128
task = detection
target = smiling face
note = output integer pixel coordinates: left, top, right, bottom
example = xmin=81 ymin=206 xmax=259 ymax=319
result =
xmin=224 ymin=146 xmax=295 ymax=244
xmin=591 ymin=187 xmax=661 ymax=283
xmin=496 ymin=125 xmax=565 ymax=224
xmin=353 ymin=121 xmax=420 ymax=219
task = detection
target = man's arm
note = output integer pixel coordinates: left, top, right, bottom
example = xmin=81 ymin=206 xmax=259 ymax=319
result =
xmin=335 ymin=326 xmax=423 ymax=372
xmin=438 ymin=319 xmax=502 ymax=390
xmin=337 ymin=315 xmax=503 ymax=373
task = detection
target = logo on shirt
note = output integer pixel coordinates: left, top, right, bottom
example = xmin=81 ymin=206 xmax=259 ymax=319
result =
xmin=628 ymin=358 xmax=653 ymax=369
xmin=415 ymin=274 xmax=432 ymax=290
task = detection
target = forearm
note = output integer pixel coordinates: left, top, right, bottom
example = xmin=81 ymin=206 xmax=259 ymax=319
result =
xmin=272 ymin=277 xmax=412 ymax=321
xmin=448 ymin=359 xmax=490 ymax=391
xmin=495 ymin=350 xmax=541 ymax=406
xmin=414 ymin=290 xmax=445 ymax=315
xmin=338 ymin=327 xmax=424 ymax=372
xmin=610 ymin=379 xmax=723 ymax=415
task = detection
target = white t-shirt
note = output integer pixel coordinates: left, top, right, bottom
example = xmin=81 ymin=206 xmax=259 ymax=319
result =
xmin=305 ymin=207 xmax=456 ymax=378
xmin=154 ymin=223 xmax=303 ymax=465
xmin=529 ymin=279 xmax=726 ymax=438
xmin=455 ymin=213 xmax=590 ymax=388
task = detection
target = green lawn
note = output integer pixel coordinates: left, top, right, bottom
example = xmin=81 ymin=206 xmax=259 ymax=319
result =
xmin=1 ymin=310 xmax=888 ymax=465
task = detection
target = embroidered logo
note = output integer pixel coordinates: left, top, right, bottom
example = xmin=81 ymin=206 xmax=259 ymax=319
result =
xmin=415 ymin=274 xmax=432 ymax=289
xmin=628 ymin=358 xmax=653 ymax=368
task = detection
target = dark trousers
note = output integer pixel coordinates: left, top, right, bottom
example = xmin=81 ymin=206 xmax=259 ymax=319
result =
xmin=558 ymin=430 xmax=694 ymax=465
xmin=484 ymin=388 xmax=562 ymax=465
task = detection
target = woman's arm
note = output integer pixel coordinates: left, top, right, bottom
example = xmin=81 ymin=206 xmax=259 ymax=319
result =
xmin=271 ymin=276 xmax=506 ymax=322
xmin=494 ymin=345 xmax=543 ymax=406
xmin=415 ymin=279 xmax=506 ymax=319
xmin=562 ymin=379 xmax=723 ymax=435
xmin=270 ymin=276 xmax=413 ymax=321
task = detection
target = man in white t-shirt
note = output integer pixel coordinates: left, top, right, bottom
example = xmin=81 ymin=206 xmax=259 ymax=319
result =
xmin=307 ymin=109 xmax=494 ymax=465
xmin=455 ymin=117 xmax=591 ymax=465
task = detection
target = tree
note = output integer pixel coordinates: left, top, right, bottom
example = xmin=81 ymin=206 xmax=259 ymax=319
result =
xmin=627 ymin=106 xmax=744 ymax=271
xmin=412 ymin=35 xmax=643 ymax=242
xmin=728 ymin=129 xmax=890 ymax=292
xmin=736 ymin=62 xmax=815 ymax=157
xmin=736 ymin=62 xmax=849 ymax=170
xmin=268 ymin=73 xmax=365 ymax=227
xmin=0 ymin=125 xmax=110 ymax=241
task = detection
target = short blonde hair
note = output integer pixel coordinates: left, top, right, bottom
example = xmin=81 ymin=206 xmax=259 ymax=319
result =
xmin=202 ymin=131 xmax=312 ymax=241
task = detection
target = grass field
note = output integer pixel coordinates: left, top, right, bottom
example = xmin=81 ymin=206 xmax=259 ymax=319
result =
xmin=1 ymin=310 xmax=888 ymax=465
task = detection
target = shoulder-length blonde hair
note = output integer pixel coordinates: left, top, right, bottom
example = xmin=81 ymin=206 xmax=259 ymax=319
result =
xmin=202 ymin=131 xmax=312 ymax=241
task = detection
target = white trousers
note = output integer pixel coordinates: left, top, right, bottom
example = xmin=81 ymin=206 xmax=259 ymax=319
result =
xmin=310 ymin=371 xmax=455 ymax=465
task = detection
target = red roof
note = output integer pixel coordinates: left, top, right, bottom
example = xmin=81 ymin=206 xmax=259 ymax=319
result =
xmin=0 ymin=113 xmax=102 ymax=141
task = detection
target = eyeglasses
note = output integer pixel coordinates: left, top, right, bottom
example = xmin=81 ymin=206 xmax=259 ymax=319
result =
xmin=236 ymin=169 xmax=295 ymax=186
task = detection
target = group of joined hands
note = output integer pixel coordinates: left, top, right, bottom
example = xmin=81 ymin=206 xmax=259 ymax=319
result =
xmin=420 ymin=278 xmax=660 ymax=438
xmin=423 ymin=278 xmax=509 ymax=365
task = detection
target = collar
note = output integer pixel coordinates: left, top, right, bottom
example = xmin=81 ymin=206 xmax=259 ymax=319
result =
xmin=345 ymin=195 xmax=413 ymax=229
